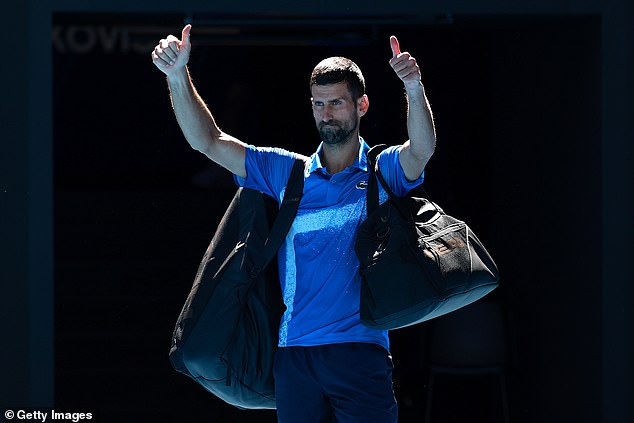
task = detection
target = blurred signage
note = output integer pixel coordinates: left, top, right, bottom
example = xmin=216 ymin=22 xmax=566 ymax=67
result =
xmin=52 ymin=25 xmax=167 ymax=54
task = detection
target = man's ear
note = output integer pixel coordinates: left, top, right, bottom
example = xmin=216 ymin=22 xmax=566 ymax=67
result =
xmin=357 ymin=94 xmax=369 ymax=116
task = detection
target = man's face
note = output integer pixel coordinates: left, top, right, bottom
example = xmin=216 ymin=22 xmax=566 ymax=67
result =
xmin=311 ymin=81 xmax=364 ymax=146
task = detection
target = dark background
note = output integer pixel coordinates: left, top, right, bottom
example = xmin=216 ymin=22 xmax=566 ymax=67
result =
xmin=3 ymin=2 xmax=633 ymax=423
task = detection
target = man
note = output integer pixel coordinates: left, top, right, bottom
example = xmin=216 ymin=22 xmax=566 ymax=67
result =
xmin=152 ymin=24 xmax=435 ymax=423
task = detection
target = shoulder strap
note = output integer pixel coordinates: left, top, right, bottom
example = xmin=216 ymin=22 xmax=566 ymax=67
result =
xmin=366 ymin=144 xmax=437 ymax=218
xmin=255 ymin=158 xmax=306 ymax=274
xmin=366 ymin=144 xmax=390 ymax=216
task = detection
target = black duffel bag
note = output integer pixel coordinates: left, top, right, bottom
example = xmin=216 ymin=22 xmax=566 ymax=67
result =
xmin=355 ymin=145 xmax=500 ymax=330
xmin=169 ymin=158 xmax=305 ymax=409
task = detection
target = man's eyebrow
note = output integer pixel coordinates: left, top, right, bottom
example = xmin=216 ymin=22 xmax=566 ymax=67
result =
xmin=311 ymin=96 xmax=345 ymax=103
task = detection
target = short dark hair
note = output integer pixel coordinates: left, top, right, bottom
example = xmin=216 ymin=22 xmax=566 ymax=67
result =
xmin=310 ymin=57 xmax=366 ymax=100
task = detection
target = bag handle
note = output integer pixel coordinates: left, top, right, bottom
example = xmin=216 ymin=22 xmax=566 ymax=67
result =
xmin=254 ymin=157 xmax=306 ymax=275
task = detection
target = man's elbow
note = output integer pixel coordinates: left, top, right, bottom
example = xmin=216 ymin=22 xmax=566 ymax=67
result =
xmin=411 ymin=141 xmax=435 ymax=165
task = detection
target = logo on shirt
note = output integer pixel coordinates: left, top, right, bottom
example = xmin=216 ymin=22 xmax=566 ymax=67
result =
xmin=356 ymin=180 xmax=369 ymax=190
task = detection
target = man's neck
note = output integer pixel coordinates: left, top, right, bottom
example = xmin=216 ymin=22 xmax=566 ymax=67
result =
xmin=321 ymin=135 xmax=361 ymax=175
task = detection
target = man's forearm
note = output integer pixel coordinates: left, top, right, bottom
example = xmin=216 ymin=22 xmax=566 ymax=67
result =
xmin=405 ymin=82 xmax=436 ymax=163
xmin=396 ymin=81 xmax=436 ymax=181
xmin=153 ymin=25 xmax=247 ymax=177
xmin=166 ymin=66 xmax=221 ymax=156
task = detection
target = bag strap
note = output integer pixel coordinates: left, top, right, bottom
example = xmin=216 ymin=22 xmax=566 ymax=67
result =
xmin=224 ymin=158 xmax=305 ymax=387
xmin=366 ymin=144 xmax=389 ymax=216
xmin=366 ymin=144 xmax=438 ymax=219
xmin=253 ymin=157 xmax=306 ymax=275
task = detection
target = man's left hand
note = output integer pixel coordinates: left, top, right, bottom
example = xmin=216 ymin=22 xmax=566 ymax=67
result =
xmin=389 ymin=36 xmax=422 ymax=91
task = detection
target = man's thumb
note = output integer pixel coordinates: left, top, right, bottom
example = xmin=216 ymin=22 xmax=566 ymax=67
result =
xmin=390 ymin=35 xmax=401 ymax=57
xmin=182 ymin=24 xmax=192 ymax=44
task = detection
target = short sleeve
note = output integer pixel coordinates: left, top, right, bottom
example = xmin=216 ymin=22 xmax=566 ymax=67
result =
xmin=375 ymin=145 xmax=425 ymax=197
xmin=234 ymin=145 xmax=298 ymax=203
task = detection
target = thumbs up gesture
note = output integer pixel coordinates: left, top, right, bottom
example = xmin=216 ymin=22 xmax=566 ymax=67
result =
xmin=388 ymin=35 xmax=422 ymax=91
xmin=152 ymin=24 xmax=192 ymax=75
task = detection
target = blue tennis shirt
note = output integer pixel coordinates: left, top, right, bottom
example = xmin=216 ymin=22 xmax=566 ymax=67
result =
xmin=235 ymin=138 xmax=424 ymax=350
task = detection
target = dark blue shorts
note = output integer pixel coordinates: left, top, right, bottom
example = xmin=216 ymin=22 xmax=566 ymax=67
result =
xmin=273 ymin=342 xmax=398 ymax=423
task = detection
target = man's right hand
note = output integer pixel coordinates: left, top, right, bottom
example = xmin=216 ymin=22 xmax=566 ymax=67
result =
xmin=151 ymin=24 xmax=192 ymax=76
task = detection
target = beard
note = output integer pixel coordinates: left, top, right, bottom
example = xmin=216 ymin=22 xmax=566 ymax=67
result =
xmin=318 ymin=118 xmax=358 ymax=146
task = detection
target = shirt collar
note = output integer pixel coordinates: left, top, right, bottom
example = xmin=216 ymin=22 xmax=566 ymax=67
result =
xmin=307 ymin=137 xmax=370 ymax=174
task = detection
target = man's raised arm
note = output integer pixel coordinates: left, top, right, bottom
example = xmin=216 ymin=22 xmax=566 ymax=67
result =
xmin=388 ymin=35 xmax=436 ymax=181
xmin=152 ymin=25 xmax=247 ymax=178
